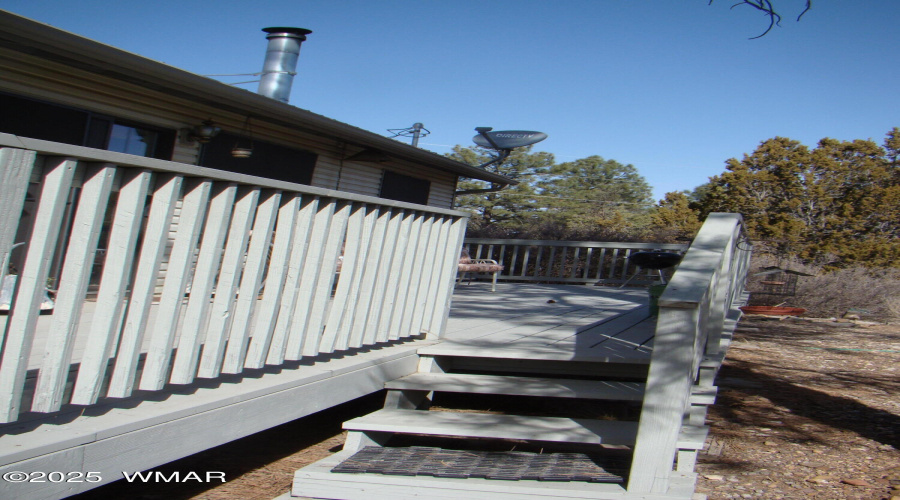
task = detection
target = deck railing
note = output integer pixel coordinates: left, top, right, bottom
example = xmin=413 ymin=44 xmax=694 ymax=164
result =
xmin=628 ymin=213 xmax=751 ymax=494
xmin=0 ymin=135 xmax=467 ymax=423
xmin=462 ymin=239 xmax=689 ymax=285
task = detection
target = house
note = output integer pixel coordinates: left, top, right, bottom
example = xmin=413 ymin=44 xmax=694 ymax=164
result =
xmin=0 ymin=10 xmax=751 ymax=500
xmin=0 ymin=11 xmax=513 ymax=209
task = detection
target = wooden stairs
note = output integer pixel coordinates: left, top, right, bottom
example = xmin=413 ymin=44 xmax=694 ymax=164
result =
xmin=291 ymin=339 xmax=720 ymax=500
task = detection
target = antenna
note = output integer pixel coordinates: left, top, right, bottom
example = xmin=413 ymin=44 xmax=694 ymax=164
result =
xmin=388 ymin=123 xmax=430 ymax=147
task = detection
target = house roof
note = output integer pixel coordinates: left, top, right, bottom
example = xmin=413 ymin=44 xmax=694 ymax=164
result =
xmin=0 ymin=10 xmax=516 ymax=186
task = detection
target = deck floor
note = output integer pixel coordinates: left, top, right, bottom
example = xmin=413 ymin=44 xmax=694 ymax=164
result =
xmin=443 ymin=282 xmax=656 ymax=363
xmin=5 ymin=283 xmax=657 ymax=370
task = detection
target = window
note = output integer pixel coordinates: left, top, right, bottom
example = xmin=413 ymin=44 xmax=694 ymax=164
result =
xmin=199 ymin=132 xmax=317 ymax=185
xmin=380 ymin=170 xmax=431 ymax=205
xmin=0 ymin=92 xmax=175 ymax=159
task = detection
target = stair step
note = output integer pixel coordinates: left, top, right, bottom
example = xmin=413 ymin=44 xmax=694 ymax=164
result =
xmin=293 ymin=449 xmax=636 ymax=500
xmin=386 ymin=372 xmax=717 ymax=405
xmin=417 ymin=341 xmax=651 ymax=364
xmin=344 ymin=408 xmax=639 ymax=446
xmin=386 ymin=373 xmax=646 ymax=401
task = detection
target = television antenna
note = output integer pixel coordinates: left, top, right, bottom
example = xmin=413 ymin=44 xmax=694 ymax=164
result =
xmin=388 ymin=122 xmax=430 ymax=147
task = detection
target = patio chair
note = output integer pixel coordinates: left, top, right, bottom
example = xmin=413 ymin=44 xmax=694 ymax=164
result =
xmin=457 ymin=248 xmax=503 ymax=292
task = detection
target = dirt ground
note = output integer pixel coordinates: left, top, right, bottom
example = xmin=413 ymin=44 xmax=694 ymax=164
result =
xmin=72 ymin=316 xmax=900 ymax=500
xmin=695 ymin=316 xmax=900 ymax=500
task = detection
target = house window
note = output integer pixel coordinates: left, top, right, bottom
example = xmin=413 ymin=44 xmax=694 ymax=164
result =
xmin=0 ymin=92 xmax=175 ymax=159
xmin=199 ymin=132 xmax=317 ymax=185
xmin=380 ymin=170 xmax=431 ymax=205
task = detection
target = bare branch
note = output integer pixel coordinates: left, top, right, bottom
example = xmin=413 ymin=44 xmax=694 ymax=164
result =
xmin=710 ymin=0 xmax=812 ymax=39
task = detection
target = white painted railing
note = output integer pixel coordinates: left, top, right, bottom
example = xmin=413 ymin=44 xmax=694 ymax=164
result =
xmin=462 ymin=239 xmax=689 ymax=285
xmin=0 ymin=135 xmax=467 ymax=423
xmin=628 ymin=213 xmax=751 ymax=494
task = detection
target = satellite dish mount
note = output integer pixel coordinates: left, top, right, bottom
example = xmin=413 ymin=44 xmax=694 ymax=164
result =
xmin=472 ymin=127 xmax=547 ymax=170
xmin=454 ymin=127 xmax=548 ymax=198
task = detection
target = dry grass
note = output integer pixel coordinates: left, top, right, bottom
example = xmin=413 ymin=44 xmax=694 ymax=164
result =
xmin=747 ymin=254 xmax=900 ymax=323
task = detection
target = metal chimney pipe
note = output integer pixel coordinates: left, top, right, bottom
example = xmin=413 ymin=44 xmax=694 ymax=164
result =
xmin=257 ymin=27 xmax=312 ymax=103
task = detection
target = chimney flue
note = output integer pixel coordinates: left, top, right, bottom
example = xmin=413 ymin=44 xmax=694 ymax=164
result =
xmin=257 ymin=27 xmax=312 ymax=103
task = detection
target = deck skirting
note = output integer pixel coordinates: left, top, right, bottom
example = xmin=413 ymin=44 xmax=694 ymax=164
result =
xmin=0 ymin=341 xmax=426 ymax=500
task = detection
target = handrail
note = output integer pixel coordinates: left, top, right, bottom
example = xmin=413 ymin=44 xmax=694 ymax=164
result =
xmin=0 ymin=141 xmax=467 ymax=423
xmin=463 ymin=238 xmax=689 ymax=285
xmin=627 ymin=213 xmax=751 ymax=493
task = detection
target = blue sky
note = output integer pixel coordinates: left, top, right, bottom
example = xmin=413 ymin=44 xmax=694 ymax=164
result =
xmin=3 ymin=1 xmax=898 ymax=201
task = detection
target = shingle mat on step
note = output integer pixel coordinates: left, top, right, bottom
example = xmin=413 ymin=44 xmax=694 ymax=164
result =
xmin=331 ymin=446 xmax=623 ymax=483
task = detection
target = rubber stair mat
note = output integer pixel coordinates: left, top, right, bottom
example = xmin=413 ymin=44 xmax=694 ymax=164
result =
xmin=331 ymin=446 xmax=624 ymax=483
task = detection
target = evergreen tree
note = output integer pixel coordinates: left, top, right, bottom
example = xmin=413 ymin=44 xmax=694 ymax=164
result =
xmin=449 ymin=145 xmax=555 ymax=235
xmin=695 ymin=129 xmax=900 ymax=267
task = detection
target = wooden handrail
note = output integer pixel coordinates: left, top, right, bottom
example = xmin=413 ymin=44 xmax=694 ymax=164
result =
xmin=628 ymin=213 xmax=751 ymax=494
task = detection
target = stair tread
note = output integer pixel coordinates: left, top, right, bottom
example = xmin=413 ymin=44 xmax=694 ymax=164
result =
xmin=386 ymin=372 xmax=717 ymax=405
xmin=386 ymin=373 xmax=646 ymax=401
xmin=417 ymin=341 xmax=651 ymax=364
xmin=343 ymin=408 xmax=640 ymax=445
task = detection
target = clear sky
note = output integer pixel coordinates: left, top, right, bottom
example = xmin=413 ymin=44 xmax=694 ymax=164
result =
xmin=3 ymin=1 xmax=898 ymax=201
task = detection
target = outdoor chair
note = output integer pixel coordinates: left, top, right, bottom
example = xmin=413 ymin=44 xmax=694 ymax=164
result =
xmin=457 ymin=248 xmax=503 ymax=292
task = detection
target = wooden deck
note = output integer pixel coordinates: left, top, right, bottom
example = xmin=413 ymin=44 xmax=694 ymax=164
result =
xmin=0 ymin=283 xmax=656 ymax=500
xmin=444 ymin=282 xmax=656 ymax=363
xmin=291 ymin=214 xmax=751 ymax=500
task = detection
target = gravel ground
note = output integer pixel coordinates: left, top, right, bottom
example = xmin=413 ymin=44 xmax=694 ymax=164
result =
xmin=695 ymin=317 xmax=900 ymax=500
xmin=71 ymin=316 xmax=900 ymax=500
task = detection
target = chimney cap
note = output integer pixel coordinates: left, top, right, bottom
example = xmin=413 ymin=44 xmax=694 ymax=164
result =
xmin=262 ymin=27 xmax=312 ymax=37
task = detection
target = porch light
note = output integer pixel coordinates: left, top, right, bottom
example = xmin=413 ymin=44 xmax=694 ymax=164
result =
xmin=185 ymin=119 xmax=221 ymax=144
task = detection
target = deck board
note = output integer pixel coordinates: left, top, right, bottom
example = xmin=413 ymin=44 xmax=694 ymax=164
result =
xmin=439 ymin=283 xmax=656 ymax=363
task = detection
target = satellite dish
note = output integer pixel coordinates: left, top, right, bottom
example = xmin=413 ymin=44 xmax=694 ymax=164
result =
xmin=472 ymin=129 xmax=548 ymax=150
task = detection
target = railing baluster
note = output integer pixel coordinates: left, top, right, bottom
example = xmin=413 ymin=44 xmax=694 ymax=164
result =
xmin=0 ymin=148 xmax=35 ymax=291
xmin=284 ymin=199 xmax=337 ymax=359
xmin=547 ymin=247 xmax=557 ymax=280
xmin=428 ymin=215 xmax=467 ymax=335
xmin=320 ymin=203 xmax=369 ymax=352
xmin=382 ymin=211 xmax=421 ymax=341
xmin=107 ymin=173 xmax=183 ymax=398
xmin=347 ymin=206 xmax=391 ymax=348
xmin=33 ymin=164 xmax=116 ymax=412
xmin=509 ymin=244 xmax=519 ymax=277
xmin=252 ymin=195 xmax=317 ymax=367
xmin=520 ymin=247 xmax=530 ymax=277
xmin=206 ymin=187 xmax=260 ymax=370
xmin=336 ymin=205 xmax=379 ymax=351
xmin=410 ymin=215 xmax=447 ymax=336
xmin=227 ymin=193 xmax=301 ymax=372
xmin=169 ymin=183 xmax=237 ymax=385
xmin=365 ymin=209 xmax=407 ymax=345
xmin=420 ymin=215 xmax=451 ymax=335
xmin=570 ymin=247 xmax=581 ymax=279
xmin=140 ymin=179 xmax=212 ymax=391
xmin=303 ymin=201 xmax=350 ymax=356
xmin=394 ymin=212 xmax=432 ymax=340
xmin=533 ymin=247 xmax=544 ymax=278
xmin=0 ymin=157 xmax=76 ymax=421
xmin=71 ymin=170 xmax=152 ymax=405
xmin=595 ymin=248 xmax=607 ymax=279
xmin=198 ymin=190 xmax=280 ymax=378
xmin=582 ymin=247 xmax=593 ymax=280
